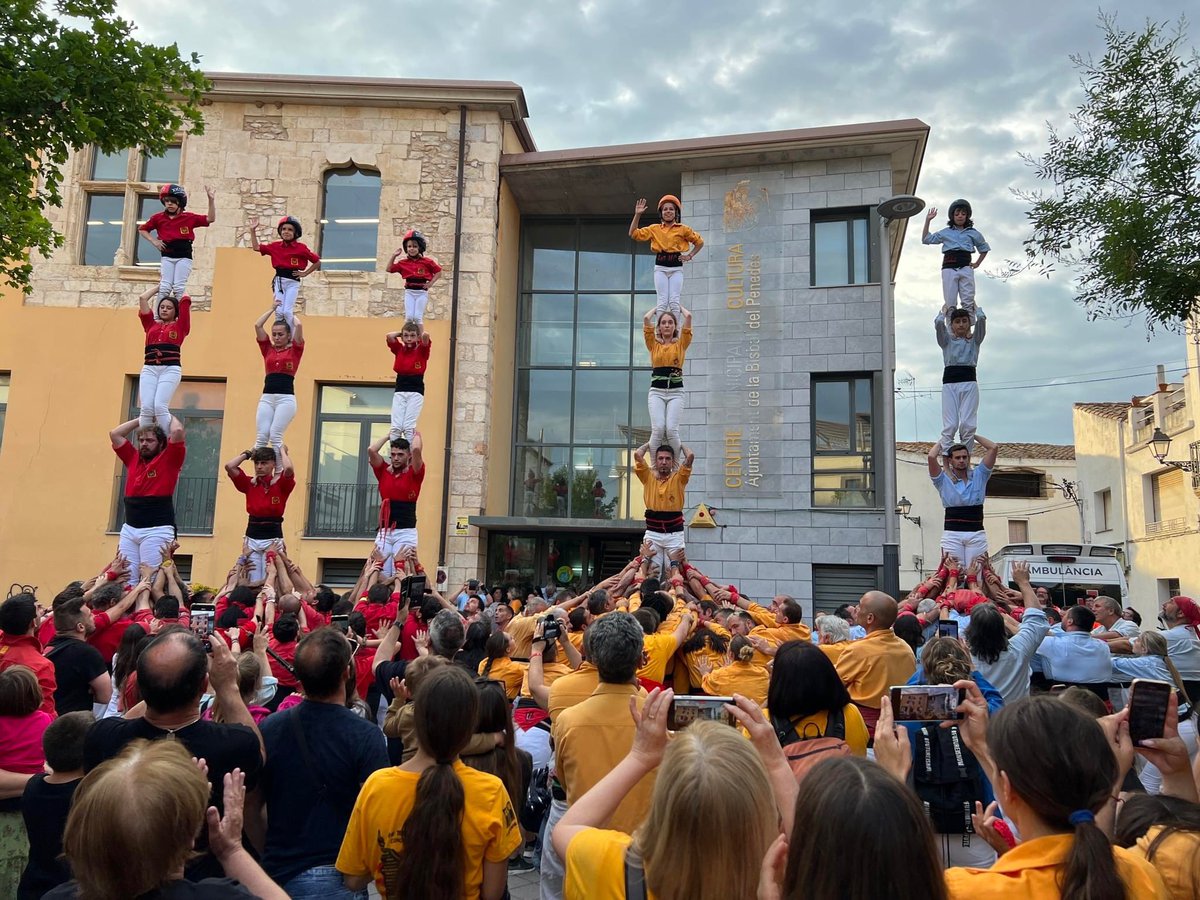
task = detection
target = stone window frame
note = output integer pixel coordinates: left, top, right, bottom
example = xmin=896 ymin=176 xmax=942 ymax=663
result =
xmin=316 ymin=162 xmax=383 ymax=273
xmin=77 ymin=142 xmax=184 ymax=271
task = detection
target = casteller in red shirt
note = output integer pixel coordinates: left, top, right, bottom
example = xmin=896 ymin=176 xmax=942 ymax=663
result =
xmin=115 ymin=436 xmax=186 ymax=529
xmin=139 ymin=295 xmax=192 ymax=367
xmin=387 ymin=255 xmax=442 ymax=289
xmin=140 ymin=211 xmax=210 ymax=258
xmin=387 ymin=333 xmax=432 ymax=394
xmin=0 ymin=633 xmax=57 ymax=717
xmin=257 ymin=337 xmax=304 ymax=395
xmin=258 ymin=240 xmax=320 ymax=278
xmin=228 ymin=468 xmax=296 ymax=540
xmin=371 ymin=458 xmax=424 ymax=530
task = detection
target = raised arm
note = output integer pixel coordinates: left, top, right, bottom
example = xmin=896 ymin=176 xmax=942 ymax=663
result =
xmin=110 ymin=419 xmax=140 ymax=449
xmin=934 ymin=311 xmax=948 ymax=348
xmin=409 ymin=430 xmax=424 ymax=472
xmin=276 ymin=444 xmax=294 ymax=478
xmin=204 ymin=185 xmax=216 ymax=225
xmin=973 ymin=308 xmax=986 ymax=344
xmin=167 ymin=414 xmax=185 ymax=445
xmin=680 ymin=305 xmax=693 ymax=329
xmin=291 ymin=316 xmax=304 ymax=344
xmin=367 ymin=432 xmax=390 ymax=470
xmin=253 ymin=305 xmax=274 ymax=340
xmin=681 ymin=444 xmax=695 ymax=469
xmin=247 ymin=216 xmax=261 ymax=252
xmin=974 ymin=434 xmax=999 ymax=469
xmin=372 ymin=619 xmax=403 ymax=675
xmin=224 ymin=449 xmax=251 ymax=479
xmin=927 ymin=442 xmax=944 ymax=478
xmin=921 ymin=206 xmax=936 ymax=241
xmin=633 ymin=443 xmax=647 ymax=466
xmin=628 ymin=197 xmax=647 ymax=238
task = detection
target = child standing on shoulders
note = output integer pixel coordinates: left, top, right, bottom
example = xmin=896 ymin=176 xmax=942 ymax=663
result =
xmin=935 ymin=306 xmax=986 ymax=454
xmin=249 ymin=215 xmax=320 ymax=330
xmin=387 ymin=320 xmax=432 ymax=442
xmin=387 ymin=229 xmax=441 ymax=331
xmin=139 ymin=184 xmax=215 ymax=307
xmin=922 ymin=199 xmax=988 ymax=320
xmin=629 ymin=195 xmax=703 ymax=316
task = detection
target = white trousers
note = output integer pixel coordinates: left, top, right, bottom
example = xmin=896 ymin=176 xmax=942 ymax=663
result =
xmin=939 ymin=381 xmax=979 ymax=453
xmin=941 ymin=266 xmax=976 ymax=316
xmin=643 ymin=529 xmax=686 ymax=576
xmin=653 ymin=265 xmax=683 ymax=315
xmin=647 ymin=387 xmax=683 ymax=458
xmin=158 ymin=257 xmax=193 ymax=301
xmin=935 ymin=832 xmax=997 ymax=869
xmin=404 ymin=289 xmax=429 ymax=323
xmin=118 ymin=524 xmax=175 ymax=586
xmin=389 ymin=391 xmax=425 ymax=442
xmin=243 ymin=536 xmax=279 ymax=583
xmin=376 ymin=527 xmax=419 ymax=578
xmin=255 ymin=393 xmax=297 ymax=457
xmin=940 ymin=529 xmax=989 ymax=569
xmin=138 ymin=364 xmax=182 ymax=431
xmin=272 ymin=276 xmax=301 ymax=330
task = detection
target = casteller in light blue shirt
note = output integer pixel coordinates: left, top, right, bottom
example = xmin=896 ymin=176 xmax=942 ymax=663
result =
xmin=931 ymin=460 xmax=992 ymax=508
xmin=1037 ymin=630 xmax=1113 ymax=684
xmin=923 ymin=225 xmax=990 ymax=255
xmin=935 ymin=308 xmax=986 ymax=367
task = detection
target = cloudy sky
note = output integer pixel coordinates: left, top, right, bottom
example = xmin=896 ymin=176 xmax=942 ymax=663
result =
xmin=119 ymin=0 xmax=1193 ymax=444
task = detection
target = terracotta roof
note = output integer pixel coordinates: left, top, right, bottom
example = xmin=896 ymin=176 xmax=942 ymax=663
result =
xmin=1073 ymin=401 xmax=1133 ymax=420
xmin=895 ymin=441 xmax=1076 ymax=461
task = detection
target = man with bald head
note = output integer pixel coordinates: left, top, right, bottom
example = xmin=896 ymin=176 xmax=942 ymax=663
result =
xmin=834 ymin=591 xmax=917 ymax=737
xmin=82 ymin=628 xmax=264 ymax=879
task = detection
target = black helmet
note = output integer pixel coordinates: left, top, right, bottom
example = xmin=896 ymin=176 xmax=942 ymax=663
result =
xmin=948 ymin=199 xmax=972 ymax=217
xmin=277 ymin=216 xmax=303 ymax=239
xmin=159 ymin=184 xmax=187 ymax=208
xmin=402 ymin=229 xmax=427 ymax=254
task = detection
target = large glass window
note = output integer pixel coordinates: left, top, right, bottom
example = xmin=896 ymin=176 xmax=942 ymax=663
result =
xmin=81 ymin=146 xmax=181 ymax=267
xmin=812 ymin=375 xmax=876 ymax=507
xmin=514 ymin=218 xmax=655 ymax=519
xmin=319 ymin=167 xmax=381 ymax=271
xmin=114 ymin=379 xmax=225 ymax=534
xmin=811 ymin=209 xmax=874 ymax=286
xmin=308 ymin=384 xmax=392 ymax=537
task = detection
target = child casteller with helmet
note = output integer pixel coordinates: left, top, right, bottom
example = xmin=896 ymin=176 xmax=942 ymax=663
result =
xmin=248 ymin=215 xmax=321 ymax=329
xmin=138 ymin=183 xmax=215 ymax=307
xmin=922 ymin=199 xmax=989 ymax=320
xmin=386 ymin=229 xmax=441 ymax=331
xmin=628 ymin=195 xmax=704 ymax=317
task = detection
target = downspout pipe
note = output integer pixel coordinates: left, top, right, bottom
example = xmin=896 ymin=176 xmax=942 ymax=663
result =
xmin=438 ymin=105 xmax=468 ymax=569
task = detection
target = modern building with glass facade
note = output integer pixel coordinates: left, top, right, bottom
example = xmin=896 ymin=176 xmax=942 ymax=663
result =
xmin=0 ymin=72 xmax=926 ymax=617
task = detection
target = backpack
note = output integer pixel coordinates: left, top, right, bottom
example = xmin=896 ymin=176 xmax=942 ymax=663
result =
xmin=771 ymin=707 xmax=852 ymax=781
xmin=912 ymin=723 xmax=986 ymax=838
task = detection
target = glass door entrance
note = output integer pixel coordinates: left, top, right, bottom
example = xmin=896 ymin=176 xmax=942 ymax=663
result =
xmin=485 ymin=531 xmax=639 ymax=593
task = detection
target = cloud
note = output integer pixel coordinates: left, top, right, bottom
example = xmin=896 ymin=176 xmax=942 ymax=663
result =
xmin=114 ymin=0 xmax=1191 ymax=442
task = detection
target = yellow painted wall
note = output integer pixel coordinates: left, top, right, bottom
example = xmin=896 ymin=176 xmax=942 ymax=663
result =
xmin=0 ymin=247 xmax=449 ymax=589
xmin=485 ymin=179 xmax=520 ymax=517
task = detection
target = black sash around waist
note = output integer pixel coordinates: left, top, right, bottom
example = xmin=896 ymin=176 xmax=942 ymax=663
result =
xmin=394 ymin=374 xmax=425 ymax=394
xmin=404 ymin=278 xmax=430 ymax=290
xmin=385 ymin=500 xmax=417 ymax=529
xmin=655 ymin=251 xmax=682 ymax=267
xmin=645 ymin=508 xmax=684 ymax=534
xmin=246 ymin=515 xmax=284 ymax=540
xmin=944 ymin=504 xmax=984 ymax=532
xmin=273 ymin=266 xmax=300 ymax=281
xmin=942 ymin=365 xmax=977 ymax=384
xmin=650 ymin=366 xmax=683 ymax=390
xmin=124 ymin=495 xmax=176 ymax=529
xmin=263 ymin=373 xmax=295 ymax=395
xmin=942 ymin=250 xmax=973 ymax=269
xmin=144 ymin=342 xmax=181 ymax=366
xmin=161 ymin=239 xmax=193 ymax=260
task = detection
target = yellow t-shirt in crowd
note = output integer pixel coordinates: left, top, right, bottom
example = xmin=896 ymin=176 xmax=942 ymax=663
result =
xmin=505 ymin=614 xmax=539 ymax=658
xmin=630 ymin=222 xmax=703 ymax=255
xmin=634 ymin=457 xmax=690 ymax=513
xmin=479 ymin=656 xmax=527 ymax=700
xmin=748 ymin=620 xmax=812 ymax=666
xmin=1131 ymin=826 xmax=1199 ymax=900
xmin=564 ymin=828 xmax=659 ymax=900
xmin=336 ymin=761 xmax=523 ymax=899
xmin=817 ymin=640 xmax=850 ymax=667
xmin=643 ymin=323 xmax=692 ymax=369
xmin=834 ymin=628 xmax=916 ymax=709
xmin=701 ymin=660 xmax=770 ymax=706
xmin=547 ymin=662 xmax=601 ymax=723
xmin=520 ymin=660 xmax=573 ymax=698
xmin=945 ymin=833 xmax=1168 ymax=899
xmin=637 ymin=631 xmax=682 ymax=686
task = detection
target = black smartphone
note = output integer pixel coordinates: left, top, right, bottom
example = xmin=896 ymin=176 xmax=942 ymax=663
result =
xmin=400 ymin=574 xmax=428 ymax=605
xmin=889 ymin=685 xmax=965 ymax=722
xmin=1127 ymin=678 xmax=1172 ymax=744
xmin=667 ymin=695 xmax=736 ymax=729
xmin=331 ymin=614 xmax=350 ymax=633
xmin=937 ymin=620 xmax=959 ymax=639
xmin=190 ymin=603 xmax=215 ymax=639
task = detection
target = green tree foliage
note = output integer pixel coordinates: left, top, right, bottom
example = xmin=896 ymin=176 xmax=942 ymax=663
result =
xmin=0 ymin=0 xmax=208 ymax=291
xmin=1014 ymin=16 xmax=1200 ymax=331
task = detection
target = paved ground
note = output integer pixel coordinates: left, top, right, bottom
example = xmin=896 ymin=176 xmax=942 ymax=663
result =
xmin=508 ymin=866 xmax=542 ymax=900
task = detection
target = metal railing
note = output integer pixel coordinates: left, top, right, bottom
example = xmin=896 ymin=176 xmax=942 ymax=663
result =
xmin=306 ymin=482 xmax=380 ymax=538
xmin=1162 ymin=387 xmax=1189 ymax=433
xmin=1145 ymin=517 xmax=1189 ymax=538
xmin=111 ymin=476 xmax=218 ymax=535
xmin=1132 ymin=409 xmax=1154 ymax=444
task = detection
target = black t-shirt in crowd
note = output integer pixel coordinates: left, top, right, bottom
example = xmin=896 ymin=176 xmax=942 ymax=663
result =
xmin=44 ymin=877 xmax=257 ymax=898
xmin=45 ymin=636 xmax=108 ymax=714
xmin=17 ymin=774 xmax=78 ymax=900
xmin=83 ymin=715 xmax=263 ymax=880
xmin=258 ymin=699 xmax=390 ymax=885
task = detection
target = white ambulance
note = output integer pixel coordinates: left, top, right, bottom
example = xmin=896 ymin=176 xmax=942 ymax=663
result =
xmin=990 ymin=543 xmax=1128 ymax=607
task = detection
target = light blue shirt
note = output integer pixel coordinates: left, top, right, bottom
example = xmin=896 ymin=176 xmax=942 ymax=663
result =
xmin=931 ymin=461 xmax=992 ymax=508
xmin=971 ymin=607 xmax=1051 ymax=703
xmin=923 ymin=226 xmax=990 ymax=254
xmin=1036 ymin=630 xmax=1113 ymax=684
xmin=850 ymin=624 xmax=867 ymax=640
xmin=1162 ymin=624 xmax=1200 ymax=679
xmin=935 ymin=308 xmax=986 ymax=366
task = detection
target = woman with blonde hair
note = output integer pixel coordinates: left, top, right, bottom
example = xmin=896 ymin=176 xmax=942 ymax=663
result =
xmin=45 ymin=738 xmax=286 ymax=899
xmin=553 ymin=688 xmax=797 ymax=900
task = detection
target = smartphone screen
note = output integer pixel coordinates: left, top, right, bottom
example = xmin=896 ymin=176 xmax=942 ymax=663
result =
xmin=1127 ymin=678 xmax=1172 ymax=744
xmin=331 ymin=614 xmax=350 ymax=633
xmin=937 ymin=620 xmax=959 ymax=639
xmin=889 ymin=685 xmax=965 ymax=721
xmin=190 ymin=604 xmax=215 ymax=639
xmin=667 ymin=695 xmax=735 ymax=729
xmin=401 ymin=574 xmax=428 ymax=605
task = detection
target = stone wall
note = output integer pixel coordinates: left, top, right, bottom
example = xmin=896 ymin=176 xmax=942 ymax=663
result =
xmin=679 ymin=156 xmax=892 ymax=611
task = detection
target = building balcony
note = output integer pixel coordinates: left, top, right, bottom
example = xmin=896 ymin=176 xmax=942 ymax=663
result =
xmin=305 ymin=482 xmax=379 ymax=539
xmin=111 ymin=476 xmax=217 ymax=536
xmin=1144 ymin=517 xmax=1190 ymax=538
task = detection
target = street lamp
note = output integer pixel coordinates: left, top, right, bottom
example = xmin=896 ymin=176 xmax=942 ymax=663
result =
xmin=896 ymin=496 xmax=920 ymax=526
xmin=876 ymin=194 xmax=925 ymax=599
xmin=1149 ymin=427 xmax=1200 ymax=472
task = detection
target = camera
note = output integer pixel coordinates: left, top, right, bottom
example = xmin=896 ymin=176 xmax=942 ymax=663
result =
xmin=540 ymin=614 xmax=562 ymax=641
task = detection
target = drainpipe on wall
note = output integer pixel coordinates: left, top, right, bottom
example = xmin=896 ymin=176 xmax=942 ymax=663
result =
xmin=438 ymin=105 xmax=468 ymax=570
xmin=1117 ymin=417 xmax=1131 ymax=573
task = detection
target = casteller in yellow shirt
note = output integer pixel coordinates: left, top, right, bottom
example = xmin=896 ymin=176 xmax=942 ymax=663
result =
xmin=336 ymin=760 xmax=522 ymax=899
xmin=834 ymin=628 xmax=916 ymax=709
xmin=565 ymin=829 xmax=658 ymax=900
xmin=700 ymin=660 xmax=770 ymax=706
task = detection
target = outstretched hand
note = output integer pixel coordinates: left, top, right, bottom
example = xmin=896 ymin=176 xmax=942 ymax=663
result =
xmin=206 ymin=768 xmax=247 ymax=862
xmin=628 ymin=687 xmax=672 ymax=770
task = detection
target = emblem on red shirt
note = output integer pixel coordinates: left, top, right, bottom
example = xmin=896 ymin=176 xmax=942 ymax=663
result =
xmin=408 ymin=491 xmax=417 ymax=499
xmin=290 ymin=256 xmax=300 ymax=267
xmin=168 ymin=330 xmax=178 ymax=340
xmin=146 ymin=469 xmax=157 ymax=479
xmin=180 ymin=226 xmax=191 ymax=235
xmin=414 ymin=362 xmax=422 ymax=370
xmin=285 ymin=362 xmax=294 ymax=371
xmin=271 ymin=496 xmax=281 ymax=505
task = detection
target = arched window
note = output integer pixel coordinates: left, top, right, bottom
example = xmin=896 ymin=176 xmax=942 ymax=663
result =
xmin=319 ymin=166 xmax=381 ymax=271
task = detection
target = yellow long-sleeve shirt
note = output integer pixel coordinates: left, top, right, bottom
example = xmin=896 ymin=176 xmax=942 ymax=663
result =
xmin=643 ymin=323 xmax=692 ymax=370
xmin=834 ymin=629 xmax=916 ymax=709
xmin=630 ymin=222 xmax=703 ymax=254
xmin=634 ymin=456 xmax=690 ymax=513
xmin=700 ymin=660 xmax=770 ymax=706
